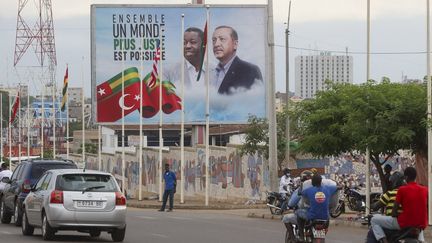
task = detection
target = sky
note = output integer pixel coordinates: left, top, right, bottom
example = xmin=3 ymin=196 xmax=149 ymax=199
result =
xmin=0 ymin=0 xmax=428 ymax=97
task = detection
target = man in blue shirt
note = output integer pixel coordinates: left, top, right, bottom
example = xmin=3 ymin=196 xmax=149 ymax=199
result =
xmin=159 ymin=163 xmax=177 ymax=212
xmin=302 ymin=174 xmax=337 ymax=220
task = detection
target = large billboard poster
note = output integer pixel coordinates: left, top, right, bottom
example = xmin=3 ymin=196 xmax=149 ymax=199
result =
xmin=92 ymin=5 xmax=268 ymax=124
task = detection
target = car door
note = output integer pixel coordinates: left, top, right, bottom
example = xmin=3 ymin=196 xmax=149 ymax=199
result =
xmin=26 ymin=173 xmax=48 ymax=226
xmin=2 ymin=164 xmax=24 ymax=211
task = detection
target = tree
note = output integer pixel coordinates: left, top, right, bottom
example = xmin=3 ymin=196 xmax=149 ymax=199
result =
xmin=240 ymin=104 xmax=300 ymax=172
xmin=291 ymin=80 xmax=427 ymax=189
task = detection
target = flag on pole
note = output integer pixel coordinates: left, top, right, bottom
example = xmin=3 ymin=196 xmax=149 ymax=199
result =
xmin=196 ymin=21 xmax=207 ymax=81
xmin=144 ymin=41 xmax=161 ymax=88
xmin=10 ymin=91 xmax=20 ymax=124
xmin=61 ymin=67 xmax=68 ymax=112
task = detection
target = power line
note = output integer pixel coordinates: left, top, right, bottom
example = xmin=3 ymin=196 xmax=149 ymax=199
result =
xmin=275 ymin=44 xmax=427 ymax=55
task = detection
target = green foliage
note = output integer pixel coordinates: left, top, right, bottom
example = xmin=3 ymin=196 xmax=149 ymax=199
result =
xmin=292 ymin=80 xmax=427 ymax=189
xmin=43 ymin=149 xmax=54 ymax=159
xmin=78 ymin=143 xmax=97 ymax=154
xmin=240 ymin=103 xmax=300 ymax=170
xmin=69 ymin=122 xmax=83 ymax=139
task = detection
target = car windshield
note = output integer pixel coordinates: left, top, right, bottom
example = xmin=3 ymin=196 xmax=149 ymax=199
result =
xmin=30 ymin=163 xmax=77 ymax=179
xmin=56 ymin=174 xmax=119 ymax=192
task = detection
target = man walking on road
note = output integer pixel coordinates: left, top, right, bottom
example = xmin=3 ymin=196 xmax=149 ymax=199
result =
xmin=159 ymin=163 xmax=177 ymax=212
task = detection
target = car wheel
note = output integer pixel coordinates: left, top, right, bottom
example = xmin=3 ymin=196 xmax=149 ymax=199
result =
xmin=21 ymin=209 xmax=34 ymax=236
xmin=42 ymin=213 xmax=55 ymax=241
xmin=89 ymin=230 xmax=101 ymax=237
xmin=0 ymin=200 xmax=11 ymax=224
xmin=111 ymin=226 xmax=126 ymax=242
xmin=14 ymin=200 xmax=22 ymax=226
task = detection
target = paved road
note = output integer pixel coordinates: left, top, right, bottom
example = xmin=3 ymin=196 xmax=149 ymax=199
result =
xmin=0 ymin=208 xmax=370 ymax=242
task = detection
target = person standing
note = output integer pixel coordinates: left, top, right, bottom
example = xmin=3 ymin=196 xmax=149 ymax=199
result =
xmin=383 ymin=164 xmax=392 ymax=193
xmin=158 ymin=163 xmax=177 ymax=212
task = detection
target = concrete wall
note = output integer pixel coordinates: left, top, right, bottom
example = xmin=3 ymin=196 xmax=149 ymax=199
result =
xmin=70 ymin=145 xmax=269 ymax=201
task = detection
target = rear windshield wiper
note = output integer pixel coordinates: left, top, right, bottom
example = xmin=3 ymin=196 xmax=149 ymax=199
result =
xmin=82 ymin=186 xmax=105 ymax=194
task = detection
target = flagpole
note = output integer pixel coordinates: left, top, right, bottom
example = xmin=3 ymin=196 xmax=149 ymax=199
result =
xmin=205 ymin=6 xmax=210 ymax=207
xmin=66 ymin=66 xmax=70 ymax=160
xmin=27 ymin=79 xmax=30 ymax=159
xmin=52 ymin=79 xmax=56 ymax=158
xmin=98 ymin=125 xmax=101 ymax=170
xmin=9 ymin=91 xmax=12 ymax=169
xmin=82 ymin=57 xmax=85 ymax=169
xmin=41 ymin=86 xmax=44 ymax=158
xmin=158 ymin=27 xmax=164 ymax=202
xmin=139 ymin=34 xmax=144 ymax=201
xmin=180 ymin=14 xmax=185 ymax=204
xmin=121 ymin=51 xmax=125 ymax=195
xmin=18 ymin=87 xmax=21 ymax=164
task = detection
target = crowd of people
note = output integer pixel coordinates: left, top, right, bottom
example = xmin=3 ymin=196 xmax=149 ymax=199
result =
xmin=279 ymin=165 xmax=428 ymax=243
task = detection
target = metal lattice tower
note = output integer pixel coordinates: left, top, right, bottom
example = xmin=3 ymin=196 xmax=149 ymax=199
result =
xmin=14 ymin=0 xmax=57 ymax=68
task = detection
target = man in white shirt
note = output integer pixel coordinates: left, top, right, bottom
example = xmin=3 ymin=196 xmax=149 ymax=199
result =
xmin=279 ymin=168 xmax=293 ymax=211
xmin=0 ymin=162 xmax=12 ymax=192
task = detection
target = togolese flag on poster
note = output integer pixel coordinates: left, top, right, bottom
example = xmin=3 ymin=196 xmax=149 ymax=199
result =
xmin=97 ymin=67 xmax=141 ymax=122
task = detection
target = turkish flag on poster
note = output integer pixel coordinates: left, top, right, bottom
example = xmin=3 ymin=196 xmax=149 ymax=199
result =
xmin=97 ymin=82 xmax=141 ymax=122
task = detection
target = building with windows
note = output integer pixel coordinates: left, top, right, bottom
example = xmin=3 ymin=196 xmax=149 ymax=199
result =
xmin=295 ymin=53 xmax=353 ymax=99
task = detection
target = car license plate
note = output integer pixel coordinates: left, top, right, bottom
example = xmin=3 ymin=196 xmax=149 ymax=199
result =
xmin=76 ymin=200 xmax=103 ymax=208
xmin=312 ymin=228 xmax=326 ymax=238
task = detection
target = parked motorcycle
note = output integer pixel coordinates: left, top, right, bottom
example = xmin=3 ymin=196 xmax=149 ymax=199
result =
xmin=285 ymin=219 xmax=330 ymax=243
xmin=266 ymin=191 xmax=287 ymax=215
xmin=330 ymin=186 xmax=381 ymax=218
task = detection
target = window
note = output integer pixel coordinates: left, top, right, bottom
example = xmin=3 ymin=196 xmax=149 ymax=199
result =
xmin=35 ymin=174 xmax=48 ymax=191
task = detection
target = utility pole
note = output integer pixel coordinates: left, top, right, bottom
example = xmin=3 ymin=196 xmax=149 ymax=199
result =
xmin=268 ymin=0 xmax=278 ymax=191
xmin=365 ymin=0 xmax=371 ymax=216
xmin=426 ymin=0 xmax=432 ymax=224
xmin=285 ymin=1 xmax=291 ymax=168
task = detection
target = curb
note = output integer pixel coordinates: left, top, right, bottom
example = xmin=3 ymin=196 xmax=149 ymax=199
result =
xmin=127 ymin=201 xmax=267 ymax=210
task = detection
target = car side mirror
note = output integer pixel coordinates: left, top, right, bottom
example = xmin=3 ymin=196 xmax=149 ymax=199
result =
xmin=1 ymin=177 xmax=10 ymax=184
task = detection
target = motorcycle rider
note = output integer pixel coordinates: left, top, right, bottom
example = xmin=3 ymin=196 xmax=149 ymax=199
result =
xmin=301 ymin=173 xmax=338 ymax=222
xmin=366 ymin=171 xmax=405 ymax=243
xmin=279 ymin=168 xmax=293 ymax=211
xmin=282 ymin=170 xmax=313 ymax=240
xmin=371 ymin=167 xmax=428 ymax=243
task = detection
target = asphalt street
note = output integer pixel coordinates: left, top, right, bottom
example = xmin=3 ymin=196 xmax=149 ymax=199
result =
xmin=0 ymin=208 xmax=371 ymax=243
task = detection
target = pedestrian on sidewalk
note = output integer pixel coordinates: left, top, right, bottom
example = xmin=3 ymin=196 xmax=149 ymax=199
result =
xmin=159 ymin=163 xmax=177 ymax=212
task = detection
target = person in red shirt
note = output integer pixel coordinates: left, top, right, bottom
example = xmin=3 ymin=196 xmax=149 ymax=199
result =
xmin=371 ymin=167 xmax=427 ymax=243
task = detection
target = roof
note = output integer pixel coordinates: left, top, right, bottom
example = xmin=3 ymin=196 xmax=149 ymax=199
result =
xmin=47 ymin=169 xmax=110 ymax=176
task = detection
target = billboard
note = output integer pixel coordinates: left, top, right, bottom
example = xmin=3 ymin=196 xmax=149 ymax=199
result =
xmin=91 ymin=4 xmax=268 ymax=124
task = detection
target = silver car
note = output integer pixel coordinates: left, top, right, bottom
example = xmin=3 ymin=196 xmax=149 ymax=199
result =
xmin=21 ymin=169 xmax=127 ymax=242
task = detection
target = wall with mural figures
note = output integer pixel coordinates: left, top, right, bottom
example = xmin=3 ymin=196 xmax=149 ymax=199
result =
xmin=70 ymin=145 xmax=270 ymax=201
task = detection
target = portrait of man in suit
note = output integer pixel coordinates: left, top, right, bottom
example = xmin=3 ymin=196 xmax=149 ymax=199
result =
xmin=165 ymin=27 xmax=212 ymax=88
xmin=212 ymin=25 xmax=263 ymax=95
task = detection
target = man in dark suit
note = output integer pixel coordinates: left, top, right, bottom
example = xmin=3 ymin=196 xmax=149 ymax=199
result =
xmin=212 ymin=25 xmax=263 ymax=95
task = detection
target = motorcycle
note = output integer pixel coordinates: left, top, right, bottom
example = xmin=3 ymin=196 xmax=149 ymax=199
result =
xmin=266 ymin=191 xmax=287 ymax=215
xmin=364 ymin=214 xmax=421 ymax=243
xmin=266 ymin=182 xmax=298 ymax=215
xmin=330 ymin=185 xmax=381 ymax=218
xmin=285 ymin=219 xmax=330 ymax=243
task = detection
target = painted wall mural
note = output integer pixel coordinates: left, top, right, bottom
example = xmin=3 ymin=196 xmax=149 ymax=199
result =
xmin=70 ymin=149 xmax=415 ymax=200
